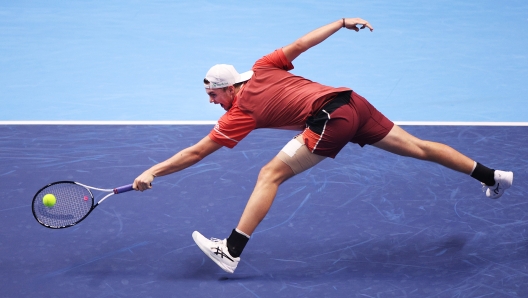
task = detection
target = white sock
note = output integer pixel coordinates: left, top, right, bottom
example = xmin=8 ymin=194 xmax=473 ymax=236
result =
xmin=235 ymin=228 xmax=250 ymax=239
xmin=469 ymin=161 xmax=477 ymax=175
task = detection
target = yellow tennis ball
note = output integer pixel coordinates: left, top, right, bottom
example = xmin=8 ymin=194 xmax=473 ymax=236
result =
xmin=42 ymin=194 xmax=56 ymax=207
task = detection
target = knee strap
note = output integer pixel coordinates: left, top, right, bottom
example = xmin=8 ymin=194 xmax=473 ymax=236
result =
xmin=277 ymin=136 xmax=326 ymax=175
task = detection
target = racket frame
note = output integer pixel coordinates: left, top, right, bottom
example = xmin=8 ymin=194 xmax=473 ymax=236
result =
xmin=32 ymin=181 xmax=133 ymax=229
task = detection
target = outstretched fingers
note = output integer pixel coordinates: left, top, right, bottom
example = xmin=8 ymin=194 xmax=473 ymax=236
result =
xmin=344 ymin=18 xmax=374 ymax=32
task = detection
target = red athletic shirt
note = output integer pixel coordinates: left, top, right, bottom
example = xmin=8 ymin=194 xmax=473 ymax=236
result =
xmin=209 ymin=48 xmax=351 ymax=148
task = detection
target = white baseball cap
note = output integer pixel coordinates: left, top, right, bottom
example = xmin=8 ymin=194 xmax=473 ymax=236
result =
xmin=204 ymin=64 xmax=253 ymax=89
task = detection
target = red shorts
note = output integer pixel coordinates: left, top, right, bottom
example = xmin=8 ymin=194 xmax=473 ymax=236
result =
xmin=302 ymin=91 xmax=394 ymax=158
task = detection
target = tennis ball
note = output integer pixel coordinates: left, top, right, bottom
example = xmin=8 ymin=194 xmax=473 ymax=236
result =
xmin=42 ymin=194 xmax=56 ymax=207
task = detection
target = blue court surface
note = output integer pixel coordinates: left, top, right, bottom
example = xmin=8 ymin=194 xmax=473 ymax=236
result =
xmin=2 ymin=1 xmax=528 ymax=297
xmin=1 ymin=124 xmax=527 ymax=297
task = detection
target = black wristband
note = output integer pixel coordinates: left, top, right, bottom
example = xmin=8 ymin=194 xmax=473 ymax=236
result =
xmin=342 ymin=18 xmax=345 ymax=28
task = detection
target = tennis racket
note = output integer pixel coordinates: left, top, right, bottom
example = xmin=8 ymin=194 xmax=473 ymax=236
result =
xmin=32 ymin=181 xmax=134 ymax=229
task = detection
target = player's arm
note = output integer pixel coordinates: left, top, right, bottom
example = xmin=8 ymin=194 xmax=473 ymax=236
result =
xmin=133 ymin=135 xmax=223 ymax=191
xmin=282 ymin=18 xmax=374 ymax=63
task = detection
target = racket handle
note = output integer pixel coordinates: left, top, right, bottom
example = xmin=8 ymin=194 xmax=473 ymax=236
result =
xmin=113 ymin=184 xmax=134 ymax=194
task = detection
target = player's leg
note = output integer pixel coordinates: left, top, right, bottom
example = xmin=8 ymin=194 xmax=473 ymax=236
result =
xmin=192 ymin=156 xmax=295 ymax=273
xmin=372 ymin=124 xmax=513 ymax=198
xmin=347 ymin=90 xmax=513 ymax=199
xmin=235 ymin=134 xmax=326 ymax=235
xmin=192 ymin=135 xmax=325 ymax=273
xmin=236 ymin=155 xmax=296 ymax=235
xmin=372 ymin=124 xmax=475 ymax=174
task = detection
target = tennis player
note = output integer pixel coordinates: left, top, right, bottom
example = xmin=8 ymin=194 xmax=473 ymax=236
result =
xmin=133 ymin=18 xmax=513 ymax=273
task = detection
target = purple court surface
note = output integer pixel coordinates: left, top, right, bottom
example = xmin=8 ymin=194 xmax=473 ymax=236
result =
xmin=1 ymin=124 xmax=527 ymax=297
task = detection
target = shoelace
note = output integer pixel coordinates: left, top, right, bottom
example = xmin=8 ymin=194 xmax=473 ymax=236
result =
xmin=209 ymin=237 xmax=224 ymax=249
xmin=208 ymin=238 xmax=234 ymax=261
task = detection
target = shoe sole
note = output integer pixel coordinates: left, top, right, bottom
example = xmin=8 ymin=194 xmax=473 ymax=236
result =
xmin=192 ymin=231 xmax=235 ymax=273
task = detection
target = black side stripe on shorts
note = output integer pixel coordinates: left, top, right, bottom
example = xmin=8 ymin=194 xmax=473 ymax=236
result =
xmin=306 ymin=90 xmax=352 ymax=135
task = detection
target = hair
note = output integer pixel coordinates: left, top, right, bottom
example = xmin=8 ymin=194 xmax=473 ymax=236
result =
xmin=233 ymin=81 xmax=246 ymax=88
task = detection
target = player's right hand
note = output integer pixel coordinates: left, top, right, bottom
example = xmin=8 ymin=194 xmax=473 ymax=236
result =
xmin=133 ymin=172 xmax=155 ymax=191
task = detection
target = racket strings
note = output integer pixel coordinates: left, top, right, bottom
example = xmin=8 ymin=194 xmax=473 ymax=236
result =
xmin=33 ymin=183 xmax=93 ymax=228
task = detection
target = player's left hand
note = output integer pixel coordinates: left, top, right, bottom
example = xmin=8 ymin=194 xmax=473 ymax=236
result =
xmin=343 ymin=18 xmax=374 ymax=32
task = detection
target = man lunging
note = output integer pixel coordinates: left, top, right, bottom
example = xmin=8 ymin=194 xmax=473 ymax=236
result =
xmin=133 ymin=18 xmax=513 ymax=273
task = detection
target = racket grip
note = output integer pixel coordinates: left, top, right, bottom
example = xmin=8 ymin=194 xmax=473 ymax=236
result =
xmin=113 ymin=184 xmax=134 ymax=194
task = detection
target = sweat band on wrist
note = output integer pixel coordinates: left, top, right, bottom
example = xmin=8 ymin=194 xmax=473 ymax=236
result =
xmin=342 ymin=18 xmax=345 ymax=28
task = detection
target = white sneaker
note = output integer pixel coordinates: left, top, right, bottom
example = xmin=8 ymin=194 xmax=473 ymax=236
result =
xmin=192 ymin=231 xmax=239 ymax=273
xmin=482 ymin=170 xmax=513 ymax=199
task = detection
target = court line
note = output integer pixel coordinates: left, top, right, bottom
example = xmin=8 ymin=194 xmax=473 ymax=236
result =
xmin=1 ymin=121 xmax=528 ymax=126
xmin=0 ymin=121 xmax=217 ymax=125
xmin=395 ymin=121 xmax=528 ymax=126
